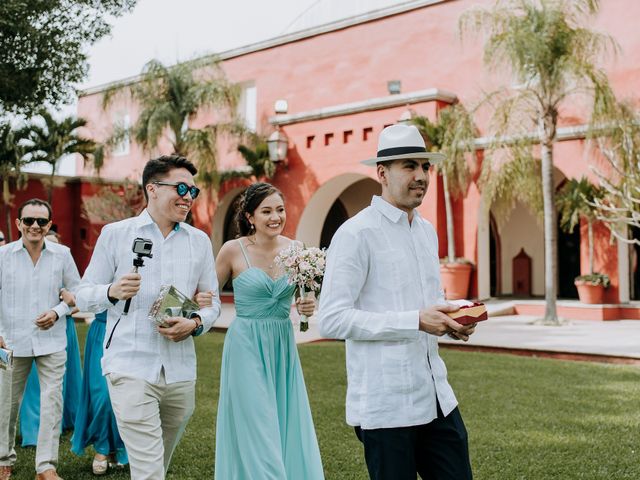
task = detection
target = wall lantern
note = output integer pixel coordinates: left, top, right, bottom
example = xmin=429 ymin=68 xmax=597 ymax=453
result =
xmin=267 ymin=127 xmax=289 ymax=163
xmin=397 ymin=106 xmax=414 ymax=125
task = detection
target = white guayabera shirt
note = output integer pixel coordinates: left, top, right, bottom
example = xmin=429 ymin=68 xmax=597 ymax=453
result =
xmin=0 ymin=239 xmax=80 ymax=357
xmin=319 ymin=196 xmax=457 ymax=430
xmin=76 ymin=209 xmax=221 ymax=384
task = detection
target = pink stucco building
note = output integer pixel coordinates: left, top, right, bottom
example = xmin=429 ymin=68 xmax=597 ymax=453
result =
xmin=70 ymin=0 xmax=640 ymax=318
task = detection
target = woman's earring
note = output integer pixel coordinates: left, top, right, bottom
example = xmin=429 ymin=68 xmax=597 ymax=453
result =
xmin=249 ymin=223 xmax=255 ymax=234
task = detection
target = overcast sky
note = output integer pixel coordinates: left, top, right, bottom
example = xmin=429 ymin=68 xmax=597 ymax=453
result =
xmin=81 ymin=0 xmax=400 ymax=89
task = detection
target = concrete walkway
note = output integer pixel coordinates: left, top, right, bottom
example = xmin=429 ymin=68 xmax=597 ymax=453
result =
xmin=213 ymin=301 xmax=640 ymax=360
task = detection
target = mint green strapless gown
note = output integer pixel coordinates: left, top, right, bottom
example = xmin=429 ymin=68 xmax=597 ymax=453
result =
xmin=214 ymin=267 xmax=324 ymax=480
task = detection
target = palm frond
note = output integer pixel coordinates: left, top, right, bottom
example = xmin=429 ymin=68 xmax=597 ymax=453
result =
xmin=479 ymin=146 xmax=544 ymax=226
xmin=411 ymin=103 xmax=477 ymax=198
xmin=556 ymin=177 xmax=603 ymax=233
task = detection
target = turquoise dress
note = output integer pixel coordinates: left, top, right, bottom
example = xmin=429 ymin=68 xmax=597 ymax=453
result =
xmin=19 ymin=315 xmax=82 ymax=446
xmin=71 ymin=311 xmax=128 ymax=464
xmin=214 ymin=241 xmax=324 ymax=479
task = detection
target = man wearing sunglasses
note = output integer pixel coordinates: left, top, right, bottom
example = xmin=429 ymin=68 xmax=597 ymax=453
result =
xmin=0 ymin=199 xmax=81 ymax=480
xmin=76 ymin=154 xmax=220 ymax=480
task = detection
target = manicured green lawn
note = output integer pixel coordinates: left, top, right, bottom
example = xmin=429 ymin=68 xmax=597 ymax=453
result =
xmin=11 ymin=325 xmax=640 ymax=479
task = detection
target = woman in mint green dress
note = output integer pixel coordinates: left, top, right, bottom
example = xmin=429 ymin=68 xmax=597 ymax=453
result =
xmin=214 ymin=183 xmax=324 ymax=479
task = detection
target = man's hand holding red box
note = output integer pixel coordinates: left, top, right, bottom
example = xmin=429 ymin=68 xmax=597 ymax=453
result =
xmin=447 ymin=302 xmax=488 ymax=325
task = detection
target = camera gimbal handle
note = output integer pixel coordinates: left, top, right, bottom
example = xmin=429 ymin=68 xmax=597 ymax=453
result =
xmin=105 ymin=239 xmax=153 ymax=349
xmin=123 ymin=254 xmax=148 ymax=316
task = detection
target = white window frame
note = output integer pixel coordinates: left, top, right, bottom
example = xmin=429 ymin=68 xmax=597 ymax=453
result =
xmin=112 ymin=112 xmax=130 ymax=156
xmin=238 ymin=82 xmax=257 ymax=132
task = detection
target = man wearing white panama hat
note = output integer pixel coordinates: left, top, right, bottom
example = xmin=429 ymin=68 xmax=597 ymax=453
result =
xmin=319 ymin=124 xmax=476 ymax=480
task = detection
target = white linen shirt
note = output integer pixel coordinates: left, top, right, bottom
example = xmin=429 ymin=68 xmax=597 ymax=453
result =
xmin=319 ymin=195 xmax=457 ymax=430
xmin=75 ymin=210 xmax=221 ymax=384
xmin=0 ymin=239 xmax=80 ymax=357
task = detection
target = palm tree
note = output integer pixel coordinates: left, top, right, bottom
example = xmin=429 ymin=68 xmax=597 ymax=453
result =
xmin=460 ymin=0 xmax=619 ymax=324
xmin=0 ymin=120 xmax=29 ymax=241
xmin=589 ymin=100 xmax=640 ymax=244
xmin=235 ymin=132 xmax=276 ymax=181
xmin=410 ymin=103 xmax=476 ymax=262
xmin=103 ymin=58 xmax=241 ymax=191
xmin=556 ymin=177 xmax=604 ymax=275
xmin=22 ymin=111 xmax=96 ymax=205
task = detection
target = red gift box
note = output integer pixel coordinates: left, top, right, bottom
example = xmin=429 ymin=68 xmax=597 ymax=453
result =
xmin=447 ymin=302 xmax=488 ymax=325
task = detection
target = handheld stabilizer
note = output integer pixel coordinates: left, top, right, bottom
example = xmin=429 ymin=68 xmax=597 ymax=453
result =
xmin=106 ymin=237 xmax=154 ymax=349
xmin=123 ymin=237 xmax=153 ymax=316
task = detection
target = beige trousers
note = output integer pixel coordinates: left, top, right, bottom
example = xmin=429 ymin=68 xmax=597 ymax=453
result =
xmin=107 ymin=371 xmax=195 ymax=480
xmin=0 ymin=350 xmax=66 ymax=474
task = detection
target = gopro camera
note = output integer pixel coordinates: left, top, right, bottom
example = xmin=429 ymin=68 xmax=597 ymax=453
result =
xmin=132 ymin=237 xmax=153 ymax=257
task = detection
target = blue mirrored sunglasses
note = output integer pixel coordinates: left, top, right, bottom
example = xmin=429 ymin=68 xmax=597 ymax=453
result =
xmin=153 ymin=181 xmax=200 ymax=199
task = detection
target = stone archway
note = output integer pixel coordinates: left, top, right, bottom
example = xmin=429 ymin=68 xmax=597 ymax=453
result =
xmin=211 ymin=187 xmax=245 ymax=253
xmin=296 ymin=174 xmax=380 ymax=247
xmin=476 ymin=166 xmax=571 ymax=299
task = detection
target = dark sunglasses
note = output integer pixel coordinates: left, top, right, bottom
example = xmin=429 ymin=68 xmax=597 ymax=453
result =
xmin=153 ymin=181 xmax=200 ymax=199
xmin=21 ymin=217 xmax=50 ymax=227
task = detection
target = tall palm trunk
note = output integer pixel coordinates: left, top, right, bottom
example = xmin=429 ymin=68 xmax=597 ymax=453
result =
xmin=3 ymin=177 xmax=12 ymax=242
xmin=208 ymin=187 xmax=220 ymax=243
xmin=540 ymin=121 xmax=559 ymax=324
xmin=48 ymin=165 xmax=55 ymax=205
xmin=587 ymin=219 xmax=594 ymax=274
xmin=442 ymin=169 xmax=456 ymax=262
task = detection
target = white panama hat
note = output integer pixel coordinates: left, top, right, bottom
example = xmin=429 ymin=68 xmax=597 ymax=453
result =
xmin=361 ymin=124 xmax=445 ymax=166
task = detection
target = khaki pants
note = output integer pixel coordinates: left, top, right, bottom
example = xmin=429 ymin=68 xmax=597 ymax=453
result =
xmin=0 ymin=350 xmax=66 ymax=474
xmin=107 ymin=371 xmax=195 ymax=480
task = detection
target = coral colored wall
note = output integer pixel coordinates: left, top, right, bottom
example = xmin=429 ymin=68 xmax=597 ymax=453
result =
xmin=71 ymin=0 xmax=640 ymax=302
xmin=1 ymin=178 xmax=74 ymax=246
xmin=0 ymin=176 xmax=103 ymax=274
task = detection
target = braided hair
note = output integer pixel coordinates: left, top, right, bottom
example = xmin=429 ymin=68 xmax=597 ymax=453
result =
xmin=235 ymin=182 xmax=284 ymax=237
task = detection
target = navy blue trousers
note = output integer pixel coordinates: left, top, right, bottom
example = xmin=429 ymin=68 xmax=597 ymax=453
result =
xmin=354 ymin=406 xmax=473 ymax=480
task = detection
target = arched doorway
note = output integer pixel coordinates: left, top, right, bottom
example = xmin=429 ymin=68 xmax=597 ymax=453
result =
xmin=211 ymin=186 xmax=245 ymax=253
xmin=320 ymin=199 xmax=348 ymax=249
xmin=631 ymin=227 xmax=640 ymax=300
xmin=489 ymin=214 xmax=501 ymax=297
xmin=212 ymin=187 xmax=245 ymax=292
xmin=223 ymin=194 xmax=243 ymax=244
xmin=491 ymin=201 xmax=543 ymax=296
xmin=482 ymin=167 xmax=579 ymax=298
xmin=557 ymin=216 xmax=580 ymax=299
xmin=297 ymin=174 xmax=380 ymax=247
xmin=319 ymin=178 xmax=380 ymax=248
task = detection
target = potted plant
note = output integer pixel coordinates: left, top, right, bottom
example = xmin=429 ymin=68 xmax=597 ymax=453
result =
xmin=574 ymin=273 xmax=610 ymax=304
xmin=556 ymin=177 xmax=608 ymax=304
xmin=411 ymin=104 xmax=477 ymax=299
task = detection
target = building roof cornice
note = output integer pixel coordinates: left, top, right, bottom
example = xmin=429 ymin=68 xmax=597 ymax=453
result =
xmin=79 ymin=0 xmax=447 ymax=97
xmin=269 ymin=88 xmax=458 ymax=126
xmin=473 ymin=124 xmax=590 ymax=148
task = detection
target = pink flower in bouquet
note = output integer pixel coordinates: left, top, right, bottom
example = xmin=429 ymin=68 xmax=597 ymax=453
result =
xmin=275 ymin=244 xmax=326 ymax=331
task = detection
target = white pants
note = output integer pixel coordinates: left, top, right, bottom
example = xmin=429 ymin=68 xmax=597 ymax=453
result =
xmin=0 ymin=350 xmax=66 ymax=474
xmin=107 ymin=370 xmax=195 ymax=480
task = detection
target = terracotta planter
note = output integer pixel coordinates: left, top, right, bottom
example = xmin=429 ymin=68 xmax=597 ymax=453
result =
xmin=575 ymin=281 xmax=605 ymax=304
xmin=440 ymin=262 xmax=473 ymax=300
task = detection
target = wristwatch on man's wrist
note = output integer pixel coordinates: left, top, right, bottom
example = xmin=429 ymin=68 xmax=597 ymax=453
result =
xmin=189 ymin=312 xmax=204 ymax=337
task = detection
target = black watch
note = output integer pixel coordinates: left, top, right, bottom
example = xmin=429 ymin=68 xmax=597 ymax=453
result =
xmin=189 ymin=313 xmax=204 ymax=337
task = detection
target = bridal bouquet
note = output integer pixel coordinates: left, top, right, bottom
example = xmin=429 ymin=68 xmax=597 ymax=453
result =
xmin=275 ymin=244 xmax=326 ymax=332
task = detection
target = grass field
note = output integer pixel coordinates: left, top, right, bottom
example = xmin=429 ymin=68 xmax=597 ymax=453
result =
xmin=10 ymin=325 xmax=640 ymax=479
